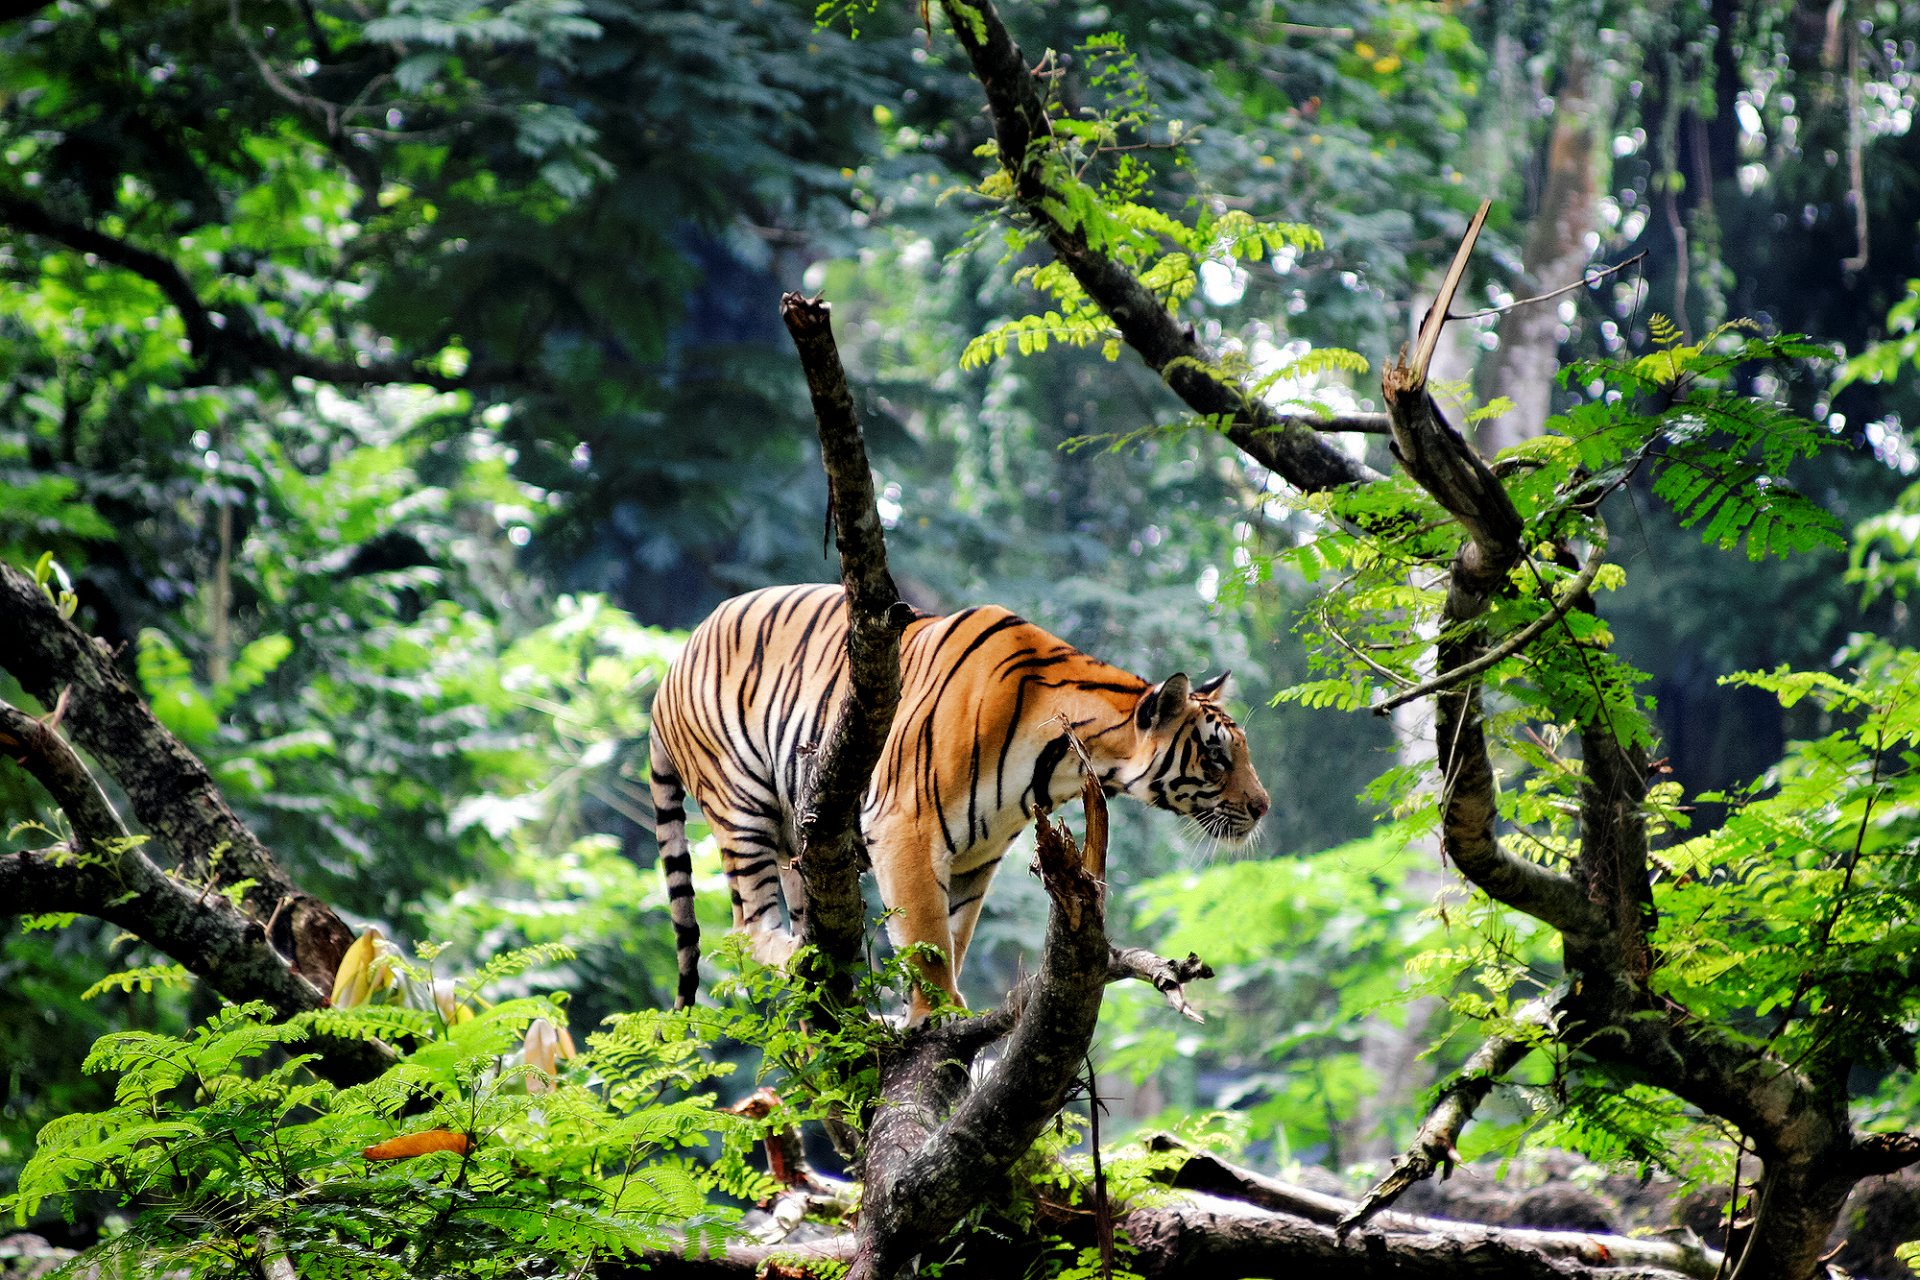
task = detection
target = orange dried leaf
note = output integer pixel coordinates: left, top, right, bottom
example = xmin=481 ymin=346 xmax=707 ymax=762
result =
xmin=363 ymin=1129 xmax=470 ymax=1161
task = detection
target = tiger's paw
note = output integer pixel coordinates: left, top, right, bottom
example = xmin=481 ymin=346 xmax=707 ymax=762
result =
xmin=748 ymin=928 xmax=802 ymax=969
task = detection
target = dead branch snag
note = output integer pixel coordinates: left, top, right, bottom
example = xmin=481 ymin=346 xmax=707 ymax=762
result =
xmin=779 ymin=292 xmax=907 ymax=1000
xmin=1339 ymin=996 xmax=1553 ymax=1233
xmin=723 ymin=1087 xmax=857 ymax=1245
xmin=1108 ymin=947 xmax=1212 ymax=1023
xmin=1377 ymin=279 xmax=1597 ymax=937
xmin=934 ymin=0 xmax=1378 ymax=495
xmin=850 ymin=791 xmax=1116 ymax=1280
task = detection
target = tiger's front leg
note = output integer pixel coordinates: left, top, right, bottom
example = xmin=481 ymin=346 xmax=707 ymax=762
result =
xmin=868 ymin=821 xmax=962 ymax=1022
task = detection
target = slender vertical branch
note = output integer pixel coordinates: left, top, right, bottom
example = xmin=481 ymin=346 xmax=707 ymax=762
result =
xmin=779 ymin=292 xmax=907 ymax=998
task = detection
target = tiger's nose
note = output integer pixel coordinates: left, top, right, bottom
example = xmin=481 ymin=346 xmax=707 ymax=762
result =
xmin=1249 ymin=793 xmax=1270 ymax=820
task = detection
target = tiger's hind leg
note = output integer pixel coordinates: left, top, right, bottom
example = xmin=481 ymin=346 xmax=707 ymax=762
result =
xmin=707 ymin=796 xmax=803 ymax=970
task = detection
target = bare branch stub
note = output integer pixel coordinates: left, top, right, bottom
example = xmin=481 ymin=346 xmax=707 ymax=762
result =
xmin=779 ymin=292 xmax=906 ymax=997
xmin=1108 ymin=947 xmax=1212 ymax=1023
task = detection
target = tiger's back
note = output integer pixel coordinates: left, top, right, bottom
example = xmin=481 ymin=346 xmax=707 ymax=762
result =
xmin=649 ymin=583 xmax=1269 ymax=1011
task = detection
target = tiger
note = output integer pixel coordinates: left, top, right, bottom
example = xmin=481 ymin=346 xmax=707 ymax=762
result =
xmin=647 ymin=582 xmax=1270 ymax=1015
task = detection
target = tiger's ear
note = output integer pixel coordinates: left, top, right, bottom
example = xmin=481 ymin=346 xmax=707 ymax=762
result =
xmin=1135 ymin=673 xmax=1192 ymax=731
xmin=1194 ymin=671 xmax=1232 ymax=701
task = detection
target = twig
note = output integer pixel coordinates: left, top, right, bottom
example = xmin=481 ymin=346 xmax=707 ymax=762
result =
xmin=1373 ymin=522 xmax=1608 ymax=715
xmin=1337 ymin=995 xmax=1555 ymax=1233
xmin=1449 ymin=254 xmax=1648 ymax=322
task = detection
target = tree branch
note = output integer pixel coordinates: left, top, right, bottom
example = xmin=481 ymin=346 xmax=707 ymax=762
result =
xmin=1369 ymin=213 xmax=1602 ymax=938
xmin=1109 ymin=947 xmax=1212 ymax=1023
xmin=1373 ymin=526 xmax=1609 ymax=716
xmin=0 ymin=702 xmax=387 ymax=1082
xmin=0 ymin=190 xmax=529 ymax=391
xmin=1339 ymin=997 xmax=1554 ymax=1232
xmin=1121 ymin=1195 xmax=1709 ymax=1280
xmin=612 ymin=1192 xmax=1714 ymax=1280
xmin=935 ymin=0 xmax=1379 ymax=494
xmin=780 ymin=292 xmax=908 ymax=999
xmin=1385 ymin=209 xmax=1862 ymax=1280
xmin=0 ymin=566 xmax=358 ymax=995
xmin=1149 ymin=1144 xmax=1723 ymax=1279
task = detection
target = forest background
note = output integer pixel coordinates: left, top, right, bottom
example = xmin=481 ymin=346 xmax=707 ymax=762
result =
xmin=2 ymin=0 xmax=1920 ymax=1276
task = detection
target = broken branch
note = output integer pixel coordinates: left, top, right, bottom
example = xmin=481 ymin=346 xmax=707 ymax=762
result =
xmin=1339 ymin=997 xmax=1554 ymax=1232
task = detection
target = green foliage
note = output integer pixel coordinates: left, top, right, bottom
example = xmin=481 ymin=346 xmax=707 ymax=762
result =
xmin=1653 ymin=646 xmax=1920 ymax=1071
xmin=1556 ymin=326 xmax=1845 ymax=561
xmin=79 ymin=964 xmax=192 ymax=1002
xmin=1851 ymin=477 xmax=1920 ymax=603
xmin=1095 ymin=829 xmax=1449 ymax=1161
xmin=1836 ymin=280 xmax=1920 ymax=392
xmin=5 ymin=955 xmax=749 ymax=1278
xmin=1277 ymin=333 xmax=1848 ymax=761
xmin=957 ymin=28 xmax=1367 ymax=402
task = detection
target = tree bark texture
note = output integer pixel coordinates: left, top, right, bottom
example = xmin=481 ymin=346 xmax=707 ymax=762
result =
xmin=779 ymin=291 xmax=907 ymax=994
xmin=1379 ymin=247 xmax=1866 ymax=1279
xmin=0 ymin=563 xmax=344 ymax=954
xmin=0 ymin=702 xmax=387 ymax=1082
xmin=609 ymin=1189 xmax=1712 ymax=1280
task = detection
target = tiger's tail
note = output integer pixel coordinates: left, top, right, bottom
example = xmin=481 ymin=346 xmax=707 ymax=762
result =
xmin=649 ymin=735 xmax=701 ymax=1010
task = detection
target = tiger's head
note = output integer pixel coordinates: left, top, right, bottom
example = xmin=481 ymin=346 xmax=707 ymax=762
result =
xmin=1114 ymin=671 xmax=1269 ymax=845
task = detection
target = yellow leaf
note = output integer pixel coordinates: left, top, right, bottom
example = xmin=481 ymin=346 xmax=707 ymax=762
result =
xmin=329 ymin=927 xmax=383 ymax=1009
